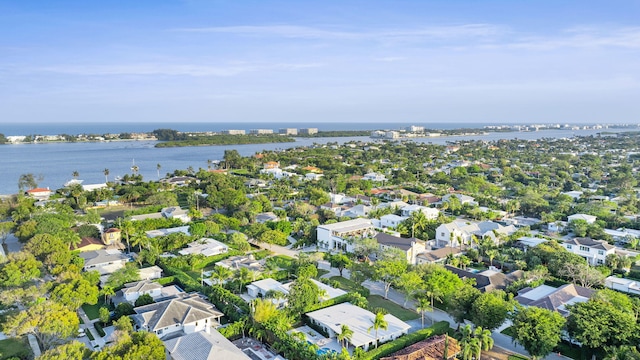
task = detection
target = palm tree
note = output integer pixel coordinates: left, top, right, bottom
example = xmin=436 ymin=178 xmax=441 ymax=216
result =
xmin=72 ymin=170 xmax=79 ymax=179
xmin=486 ymin=249 xmax=499 ymax=267
xmin=156 ymin=163 xmax=162 ymax=179
xmin=367 ymin=311 xmax=388 ymax=349
xmin=606 ymin=253 xmax=620 ymax=269
xmin=416 ymin=296 xmax=432 ymax=328
xmin=461 ymin=337 xmax=480 ymax=360
xmin=103 ymin=168 xmax=110 ymax=183
xmin=459 ymin=255 xmax=471 ymax=270
xmin=337 ymin=324 xmax=354 ymax=349
xmin=211 ymin=266 xmax=233 ymax=285
xmin=474 ymin=326 xmax=494 ymax=360
xmin=101 ymin=286 xmax=115 ymax=303
xmin=411 ymin=211 xmax=428 ymax=238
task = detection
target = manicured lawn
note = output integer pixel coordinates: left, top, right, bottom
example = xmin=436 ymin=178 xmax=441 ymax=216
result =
xmin=316 ymin=269 xmax=330 ymax=278
xmin=501 ymin=326 xmax=516 ymax=337
xmin=329 ymin=276 xmax=361 ymax=292
xmin=508 ymin=355 xmax=529 ymax=360
xmin=555 ymin=341 xmax=589 ymax=360
xmin=266 ymin=255 xmax=294 ymax=270
xmin=0 ymin=337 xmax=32 ymax=360
xmin=367 ymin=295 xmax=420 ymax=321
xmin=82 ymin=300 xmax=109 ymax=320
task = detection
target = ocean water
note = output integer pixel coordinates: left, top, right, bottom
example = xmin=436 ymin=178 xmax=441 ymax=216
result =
xmin=0 ymin=128 xmax=623 ymax=195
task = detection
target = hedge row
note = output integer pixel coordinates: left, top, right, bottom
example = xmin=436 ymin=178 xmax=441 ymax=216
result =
xmin=362 ymin=321 xmax=450 ymax=360
xmin=94 ymin=322 xmax=106 ymax=337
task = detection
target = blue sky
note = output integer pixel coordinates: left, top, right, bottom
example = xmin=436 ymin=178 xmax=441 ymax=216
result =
xmin=1 ymin=0 xmax=639 ymax=124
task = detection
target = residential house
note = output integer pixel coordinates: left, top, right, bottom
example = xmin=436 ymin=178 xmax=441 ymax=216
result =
xmin=139 ymin=265 xmax=163 ymax=280
xmin=25 ymin=187 xmax=52 ymax=200
xmin=164 ymin=329 xmax=250 ymax=360
xmin=306 ymin=302 xmax=411 ymax=351
xmin=400 ymin=205 xmax=439 ymax=220
xmin=73 ymin=237 xmax=105 ymax=252
xmin=362 ymin=172 xmax=387 ymax=182
xmin=342 ymin=204 xmax=372 ymax=218
xmin=380 ymin=335 xmax=460 ymax=360
xmin=216 ymin=255 xmax=264 ymax=272
xmin=379 ymin=214 xmax=408 ymax=229
xmin=514 ymin=284 xmax=594 ymax=316
xmin=316 ymin=218 xmax=375 ymax=252
xmin=605 ymin=276 xmax=640 ymax=296
xmin=435 ymin=220 xmax=516 ymax=248
xmin=79 ymin=249 xmax=129 ymax=276
xmin=375 ymin=233 xmax=425 ymax=264
xmin=102 ymin=228 xmax=122 ymax=245
xmin=179 ymin=238 xmax=228 ymax=257
xmin=130 ymin=207 xmax=190 ymax=223
xmin=246 ymin=278 xmax=346 ymax=306
xmin=146 ymin=225 xmax=191 ymax=238
xmin=377 ymin=201 xmax=409 ymax=211
xmin=441 ymin=193 xmax=476 ymax=206
xmin=445 ymin=266 xmax=524 ymax=292
xmin=568 ymin=214 xmax=597 ymax=224
xmin=304 ymin=173 xmax=324 ymax=181
xmin=121 ymin=280 xmax=164 ymax=303
xmin=320 ymin=203 xmax=343 ymax=217
xmin=256 ymin=212 xmax=279 ymax=223
xmin=133 ymin=293 xmax=223 ymax=339
xmin=416 ymin=247 xmax=462 ymax=265
xmin=562 ymin=237 xmax=615 ymax=266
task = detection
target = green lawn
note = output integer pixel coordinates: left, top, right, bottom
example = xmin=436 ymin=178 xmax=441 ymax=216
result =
xmin=82 ymin=300 xmax=109 ymax=320
xmin=0 ymin=337 xmax=32 ymax=360
xmin=555 ymin=341 xmax=589 ymax=360
xmin=316 ymin=269 xmax=330 ymax=278
xmin=500 ymin=326 xmax=516 ymax=337
xmin=266 ymin=255 xmax=294 ymax=270
xmin=508 ymin=355 xmax=529 ymax=360
xmin=329 ymin=276 xmax=361 ymax=292
xmin=367 ymin=295 xmax=420 ymax=321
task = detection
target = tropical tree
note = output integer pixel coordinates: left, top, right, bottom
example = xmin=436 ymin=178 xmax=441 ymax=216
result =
xmin=474 ymin=326 xmax=494 ymax=360
xmin=337 ymin=324 xmax=354 ymax=349
xmin=511 ymin=306 xmax=565 ymax=360
xmin=486 ymin=249 xmax=499 ymax=267
xmin=416 ymin=295 xmax=432 ymax=328
xmin=100 ymin=285 xmax=115 ymax=303
xmin=72 ymin=171 xmax=79 ymax=179
xmin=103 ymin=168 xmax=110 ymax=183
xmin=156 ymin=163 xmax=162 ymax=179
xmin=211 ymin=266 xmax=233 ymax=285
xmin=367 ymin=311 xmax=388 ymax=349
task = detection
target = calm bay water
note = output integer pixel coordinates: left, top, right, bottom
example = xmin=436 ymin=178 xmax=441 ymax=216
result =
xmin=0 ymin=128 xmax=624 ymax=195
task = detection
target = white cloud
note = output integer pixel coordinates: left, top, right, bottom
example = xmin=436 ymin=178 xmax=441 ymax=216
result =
xmin=32 ymin=62 xmax=324 ymax=77
xmin=174 ymin=24 xmax=505 ymax=41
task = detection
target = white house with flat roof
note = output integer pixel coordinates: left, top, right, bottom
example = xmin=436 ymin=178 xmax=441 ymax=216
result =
xmin=568 ymin=214 xmax=597 ymax=224
xmin=400 ymin=205 xmax=439 ymax=220
xmin=146 ymin=226 xmax=191 ymax=238
xmin=316 ymin=218 xmax=375 ymax=252
xmin=379 ymin=214 xmax=408 ymax=229
xmin=605 ymin=276 xmax=640 ymax=295
xmin=178 ymin=238 xmax=228 ymax=257
xmin=306 ymin=302 xmax=410 ymax=351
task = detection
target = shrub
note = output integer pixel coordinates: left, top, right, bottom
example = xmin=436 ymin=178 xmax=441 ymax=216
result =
xmin=94 ymin=322 xmax=106 ymax=337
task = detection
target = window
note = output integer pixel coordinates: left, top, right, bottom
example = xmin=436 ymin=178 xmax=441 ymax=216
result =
xmin=597 ymin=259 xmax=604 ymax=265
xmin=598 ymin=250 xmax=604 ymax=255
xmin=579 ymin=246 xmax=589 ymax=252
xmin=566 ymin=245 xmax=572 ymax=249
xmin=441 ymin=232 xmax=445 ymax=237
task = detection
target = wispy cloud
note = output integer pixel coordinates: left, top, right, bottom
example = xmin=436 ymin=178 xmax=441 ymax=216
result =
xmin=174 ymin=24 xmax=505 ymax=41
xmin=32 ymin=62 xmax=324 ymax=77
xmin=499 ymin=26 xmax=640 ymax=50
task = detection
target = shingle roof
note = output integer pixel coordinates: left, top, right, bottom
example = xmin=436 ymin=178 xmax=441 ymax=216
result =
xmin=79 ymin=249 xmax=128 ymax=266
xmin=375 ymin=233 xmax=419 ymax=252
xmin=164 ymin=330 xmax=250 ymax=360
xmin=134 ymin=293 xmax=223 ymax=332
xmin=122 ymin=280 xmax=162 ymax=295
xmin=564 ymin=237 xmax=615 ymax=251
xmin=445 ymin=265 xmax=524 ymax=292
